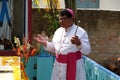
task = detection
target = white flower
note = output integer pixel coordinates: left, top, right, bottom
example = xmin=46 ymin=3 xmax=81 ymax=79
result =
xmin=14 ymin=36 xmax=21 ymax=47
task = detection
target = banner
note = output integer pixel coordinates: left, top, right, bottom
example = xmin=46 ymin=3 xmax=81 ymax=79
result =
xmin=32 ymin=0 xmax=65 ymax=9
xmin=0 ymin=56 xmax=21 ymax=80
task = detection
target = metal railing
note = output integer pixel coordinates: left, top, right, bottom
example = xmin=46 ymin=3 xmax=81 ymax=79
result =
xmin=83 ymin=56 xmax=120 ymax=80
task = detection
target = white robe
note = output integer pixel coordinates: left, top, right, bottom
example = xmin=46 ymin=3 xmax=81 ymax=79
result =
xmin=45 ymin=24 xmax=91 ymax=80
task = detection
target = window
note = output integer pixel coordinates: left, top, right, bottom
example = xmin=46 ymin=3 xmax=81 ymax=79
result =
xmin=76 ymin=0 xmax=99 ymax=8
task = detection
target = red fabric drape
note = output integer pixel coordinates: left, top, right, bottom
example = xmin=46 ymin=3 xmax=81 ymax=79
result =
xmin=28 ymin=0 xmax=32 ymax=42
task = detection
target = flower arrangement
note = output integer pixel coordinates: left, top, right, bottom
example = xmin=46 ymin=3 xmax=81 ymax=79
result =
xmin=13 ymin=36 xmax=37 ymax=67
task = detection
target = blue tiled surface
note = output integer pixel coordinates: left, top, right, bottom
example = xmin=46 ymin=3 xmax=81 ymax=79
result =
xmin=83 ymin=56 xmax=120 ymax=80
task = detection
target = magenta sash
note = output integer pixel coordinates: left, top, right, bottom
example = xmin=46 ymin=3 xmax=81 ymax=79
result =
xmin=56 ymin=51 xmax=82 ymax=80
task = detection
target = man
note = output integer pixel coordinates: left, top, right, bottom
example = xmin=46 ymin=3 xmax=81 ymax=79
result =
xmin=34 ymin=8 xmax=91 ymax=80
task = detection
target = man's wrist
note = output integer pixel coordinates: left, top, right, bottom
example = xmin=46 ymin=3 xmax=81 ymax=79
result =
xmin=76 ymin=44 xmax=81 ymax=49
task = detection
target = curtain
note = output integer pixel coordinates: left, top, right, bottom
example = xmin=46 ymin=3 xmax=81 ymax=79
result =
xmin=0 ymin=0 xmax=13 ymax=40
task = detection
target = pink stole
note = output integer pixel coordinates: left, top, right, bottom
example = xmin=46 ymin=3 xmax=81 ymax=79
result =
xmin=56 ymin=51 xmax=82 ymax=80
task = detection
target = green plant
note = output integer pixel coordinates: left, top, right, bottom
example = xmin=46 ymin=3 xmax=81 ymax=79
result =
xmin=33 ymin=0 xmax=61 ymax=34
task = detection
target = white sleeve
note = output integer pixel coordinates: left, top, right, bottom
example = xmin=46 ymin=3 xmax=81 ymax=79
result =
xmin=80 ymin=32 xmax=91 ymax=55
xmin=44 ymin=42 xmax=55 ymax=53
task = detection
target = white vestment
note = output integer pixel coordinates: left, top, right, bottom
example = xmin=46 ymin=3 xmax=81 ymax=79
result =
xmin=45 ymin=24 xmax=91 ymax=80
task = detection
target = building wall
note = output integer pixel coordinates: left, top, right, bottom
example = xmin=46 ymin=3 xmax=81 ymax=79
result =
xmin=77 ymin=10 xmax=120 ymax=64
xmin=100 ymin=0 xmax=120 ymax=11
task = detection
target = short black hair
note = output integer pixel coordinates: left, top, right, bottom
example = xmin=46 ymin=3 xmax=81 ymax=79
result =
xmin=59 ymin=9 xmax=72 ymax=18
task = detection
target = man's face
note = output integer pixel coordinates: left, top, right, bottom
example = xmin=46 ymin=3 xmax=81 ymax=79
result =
xmin=59 ymin=16 xmax=73 ymax=28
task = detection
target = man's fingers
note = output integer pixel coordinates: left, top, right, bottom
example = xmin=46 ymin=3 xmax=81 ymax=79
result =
xmin=70 ymin=38 xmax=75 ymax=44
xmin=71 ymin=35 xmax=81 ymax=45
